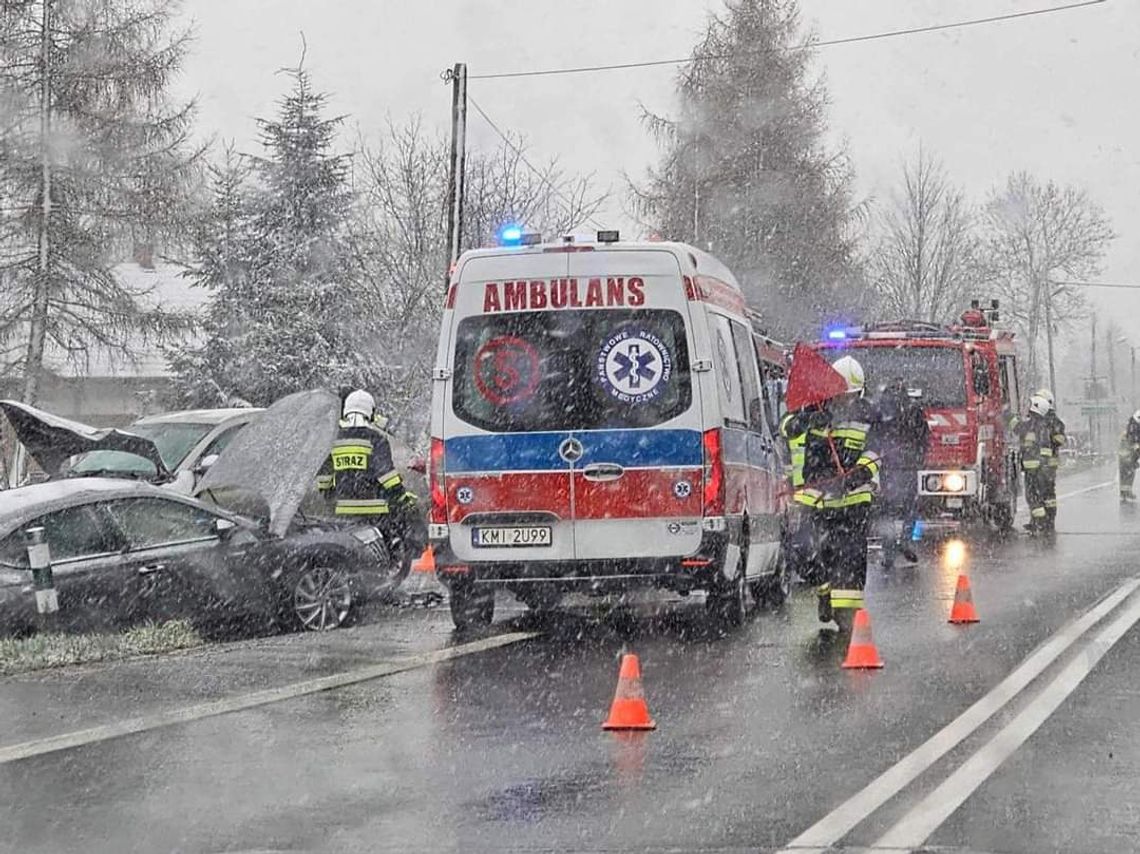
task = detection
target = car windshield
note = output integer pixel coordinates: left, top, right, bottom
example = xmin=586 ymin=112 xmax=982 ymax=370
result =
xmin=452 ymin=309 xmax=691 ymax=432
xmin=70 ymin=422 xmax=213 ymax=476
xmin=848 ymin=345 xmax=967 ymax=408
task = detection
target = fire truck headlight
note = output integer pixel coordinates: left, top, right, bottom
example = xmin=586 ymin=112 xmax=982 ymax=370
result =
xmin=924 ymin=474 xmax=942 ymax=492
xmin=943 ymin=472 xmax=967 ymax=493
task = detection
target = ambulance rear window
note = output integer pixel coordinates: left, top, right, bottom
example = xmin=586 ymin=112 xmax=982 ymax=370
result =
xmin=452 ymin=309 xmax=691 ymax=433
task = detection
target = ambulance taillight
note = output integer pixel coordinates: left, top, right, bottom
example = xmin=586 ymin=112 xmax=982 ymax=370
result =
xmin=429 ymin=437 xmax=447 ymax=524
xmin=702 ymin=428 xmax=725 ymax=516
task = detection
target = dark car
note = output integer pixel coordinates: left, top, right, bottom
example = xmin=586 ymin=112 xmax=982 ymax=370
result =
xmin=0 ymin=390 xmax=407 ymax=636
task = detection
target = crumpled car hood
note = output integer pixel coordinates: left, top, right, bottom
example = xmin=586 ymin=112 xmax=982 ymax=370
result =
xmin=0 ymin=400 xmax=168 ymax=479
xmin=194 ymin=389 xmax=340 ymax=537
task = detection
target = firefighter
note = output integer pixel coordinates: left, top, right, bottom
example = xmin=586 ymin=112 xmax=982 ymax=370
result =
xmin=1019 ymin=393 xmax=1054 ymax=533
xmin=1036 ymin=388 xmax=1066 ymax=527
xmin=317 ymin=390 xmax=423 ymax=554
xmin=1119 ymin=411 xmax=1140 ymax=501
xmin=780 ymin=355 xmax=881 ymax=628
xmin=872 ymin=378 xmax=929 ymax=569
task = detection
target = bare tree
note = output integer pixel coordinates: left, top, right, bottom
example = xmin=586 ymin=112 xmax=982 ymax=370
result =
xmin=869 ymin=148 xmax=978 ymax=323
xmin=351 ymin=117 xmax=606 ymax=437
xmin=981 ymin=172 xmax=1114 ymax=389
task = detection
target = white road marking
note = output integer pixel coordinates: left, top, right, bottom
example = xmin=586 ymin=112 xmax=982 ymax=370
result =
xmin=0 ymin=631 xmax=537 ymax=766
xmin=875 ymin=585 xmax=1140 ymax=849
xmin=776 ymin=577 xmax=1140 ymax=852
xmin=1057 ymin=479 xmax=1115 ymax=501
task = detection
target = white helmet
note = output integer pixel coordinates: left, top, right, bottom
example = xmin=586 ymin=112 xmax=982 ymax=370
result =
xmin=831 ymin=355 xmax=866 ymax=396
xmin=1028 ymin=394 xmax=1050 ymax=417
xmin=343 ymin=389 xmax=376 ymax=419
xmin=1035 ymin=388 xmax=1055 ymax=412
xmin=1132 ymin=409 xmax=1140 ymax=426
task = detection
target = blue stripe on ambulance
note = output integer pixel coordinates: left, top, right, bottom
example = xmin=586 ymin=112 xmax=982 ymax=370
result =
xmin=444 ymin=429 xmax=702 ymax=474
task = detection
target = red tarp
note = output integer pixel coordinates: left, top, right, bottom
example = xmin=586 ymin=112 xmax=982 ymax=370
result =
xmin=784 ymin=343 xmax=849 ymax=412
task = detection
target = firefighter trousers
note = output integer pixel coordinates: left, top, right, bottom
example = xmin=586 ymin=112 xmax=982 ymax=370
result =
xmin=1121 ymin=450 xmax=1139 ymax=496
xmin=1024 ymin=468 xmax=1053 ymax=530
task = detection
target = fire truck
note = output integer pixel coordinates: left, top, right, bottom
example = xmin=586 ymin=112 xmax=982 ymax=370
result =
xmin=815 ymin=301 xmax=1022 ymax=534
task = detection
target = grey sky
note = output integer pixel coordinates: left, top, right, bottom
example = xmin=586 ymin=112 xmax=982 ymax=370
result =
xmin=177 ymin=0 xmax=1140 ymax=354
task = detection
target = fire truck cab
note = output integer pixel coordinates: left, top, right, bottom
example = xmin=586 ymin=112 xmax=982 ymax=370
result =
xmin=816 ymin=303 xmax=1021 ymax=534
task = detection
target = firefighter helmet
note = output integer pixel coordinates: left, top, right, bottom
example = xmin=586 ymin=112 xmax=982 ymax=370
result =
xmin=831 ymin=355 xmax=866 ymax=397
xmin=1132 ymin=409 xmax=1140 ymax=426
xmin=1029 ymin=394 xmax=1050 ymax=417
xmin=1035 ymin=388 xmax=1055 ymax=412
xmin=343 ymin=389 xmax=376 ymax=419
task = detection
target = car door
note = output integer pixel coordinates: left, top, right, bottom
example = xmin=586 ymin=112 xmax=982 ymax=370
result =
xmin=103 ymin=496 xmax=244 ymax=625
xmin=25 ymin=504 xmax=134 ymax=630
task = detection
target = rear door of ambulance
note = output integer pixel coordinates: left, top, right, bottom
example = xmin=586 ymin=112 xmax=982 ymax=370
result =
xmin=441 ymin=250 xmax=577 ymax=565
xmin=565 ymin=248 xmax=704 ymax=561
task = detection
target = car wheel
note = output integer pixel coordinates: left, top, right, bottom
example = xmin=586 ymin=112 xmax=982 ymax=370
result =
xmin=707 ymin=547 xmax=747 ymax=628
xmin=750 ymin=550 xmax=790 ymax=609
xmin=512 ymin=585 xmax=562 ymax=614
xmin=291 ymin=563 xmax=355 ymax=631
xmin=449 ymin=579 xmax=494 ymax=630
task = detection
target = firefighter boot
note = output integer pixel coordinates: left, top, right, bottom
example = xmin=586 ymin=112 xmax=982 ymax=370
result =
xmin=817 ymin=584 xmax=833 ymax=624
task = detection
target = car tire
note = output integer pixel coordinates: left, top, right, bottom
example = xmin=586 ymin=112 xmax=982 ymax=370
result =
xmin=512 ymin=586 xmax=562 ymax=615
xmin=707 ymin=535 xmax=747 ymax=628
xmin=285 ymin=560 xmax=356 ymax=632
xmin=750 ymin=550 xmax=790 ymax=609
xmin=449 ymin=579 xmax=494 ymax=630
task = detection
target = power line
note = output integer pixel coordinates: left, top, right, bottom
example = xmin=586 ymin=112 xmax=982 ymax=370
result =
xmin=468 ymin=0 xmax=1106 ymax=80
xmin=467 ymin=94 xmax=607 ymax=231
xmin=1058 ymin=281 xmax=1140 ymax=290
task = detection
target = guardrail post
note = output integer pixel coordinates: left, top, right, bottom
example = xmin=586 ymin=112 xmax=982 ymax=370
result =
xmin=25 ymin=526 xmax=58 ymax=615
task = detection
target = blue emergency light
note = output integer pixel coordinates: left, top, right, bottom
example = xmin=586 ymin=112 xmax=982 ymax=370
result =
xmin=498 ymin=224 xmax=523 ymax=246
xmin=826 ymin=327 xmax=848 ymax=341
xmin=912 ymin=520 xmax=925 ymax=542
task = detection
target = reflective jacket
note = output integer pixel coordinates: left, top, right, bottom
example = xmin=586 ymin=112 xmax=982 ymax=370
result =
xmin=316 ymin=416 xmax=415 ymax=517
xmin=1120 ymin=420 xmax=1140 ymax=461
xmin=1018 ymin=411 xmax=1051 ymax=473
xmin=1045 ymin=413 xmax=1066 ymax=470
xmin=780 ymin=403 xmax=881 ymax=511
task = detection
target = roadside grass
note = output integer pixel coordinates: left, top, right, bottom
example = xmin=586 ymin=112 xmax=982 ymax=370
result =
xmin=0 ymin=620 xmax=205 ymax=677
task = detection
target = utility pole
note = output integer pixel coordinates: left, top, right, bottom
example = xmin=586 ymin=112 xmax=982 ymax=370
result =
xmin=1108 ymin=328 xmax=1118 ymax=397
xmin=1132 ymin=346 xmax=1137 ymax=411
xmin=24 ymin=0 xmax=52 ymax=405
xmin=1043 ymin=278 xmax=1057 ymax=399
xmin=1090 ymin=315 xmax=1098 ymax=453
xmin=443 ymin=62 xmax=467 ymax=286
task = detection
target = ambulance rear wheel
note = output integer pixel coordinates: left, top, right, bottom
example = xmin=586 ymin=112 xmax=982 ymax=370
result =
xmin=449 ymin=579 xmax=494 ymax=630
xmin=750 ymin=551 xmax=790 ymax=609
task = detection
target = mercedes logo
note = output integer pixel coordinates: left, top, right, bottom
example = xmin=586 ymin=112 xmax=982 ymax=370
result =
xmin=558 ymin=437 xmax=584 ymax=463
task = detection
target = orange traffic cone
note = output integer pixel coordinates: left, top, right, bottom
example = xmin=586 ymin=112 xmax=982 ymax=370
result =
xmin=841 ymin=609 xmax=884 ymax=670
xmin=602 ymin=654 xmax=656 ymax=731
xmin=948 ymin=573 xmax=980 ymax=624
xmin=410 ymin=546 xmax=435 ymax=574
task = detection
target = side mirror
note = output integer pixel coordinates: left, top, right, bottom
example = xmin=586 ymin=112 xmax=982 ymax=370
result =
xmin=408 ymin=455 xmax=427 ymax=475
xmin=214 ymin=517 xmax=238 ymax=539
xmin=195 ymin=454 xmax=219 ymax=475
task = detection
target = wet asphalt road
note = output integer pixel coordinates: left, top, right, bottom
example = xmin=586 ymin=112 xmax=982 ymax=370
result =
xmin=1 ymin=464 xmax=1139 ymax=853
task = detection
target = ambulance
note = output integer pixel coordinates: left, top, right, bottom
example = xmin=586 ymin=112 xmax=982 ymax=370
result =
xmin=427 ymin=231 xmax=789 ymax=630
